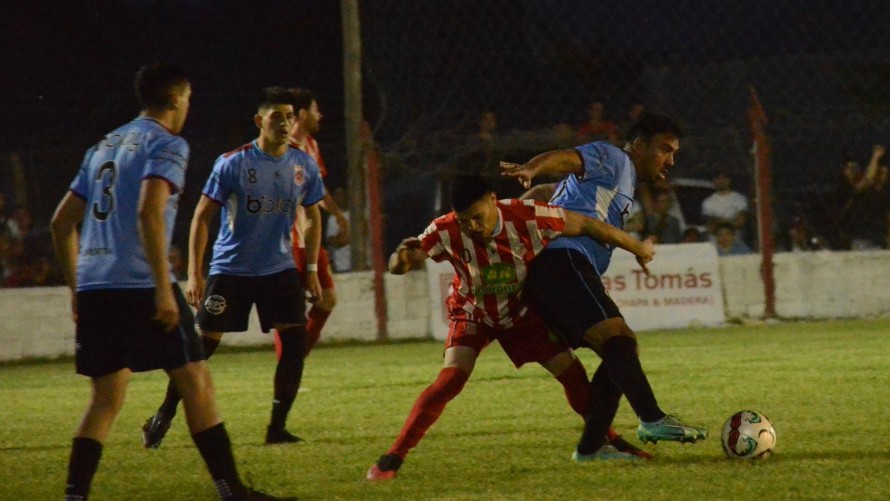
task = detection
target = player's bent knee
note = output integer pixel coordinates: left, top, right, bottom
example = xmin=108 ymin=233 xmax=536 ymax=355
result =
xmin=277 ymin=325 xmax=307 ymax=362
xmin=201 ymin=330 xmax=223 ymax=342
xmin=583 ymin=317 xmax=636 ymax=353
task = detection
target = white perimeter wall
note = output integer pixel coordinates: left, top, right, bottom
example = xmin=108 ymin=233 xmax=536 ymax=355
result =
xmin=2 ymin=250 xmax=889 ymax=362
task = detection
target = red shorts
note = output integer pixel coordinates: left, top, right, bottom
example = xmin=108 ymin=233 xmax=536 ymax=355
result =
xmin=445 ymin=311 xmax=568 ymax=368
xmin=292 ymin=246 xmax=335 ymax=289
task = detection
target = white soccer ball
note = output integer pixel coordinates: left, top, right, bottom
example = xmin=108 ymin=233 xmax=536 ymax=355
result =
xmin=721 ymin=410 xmax=776 ymax=459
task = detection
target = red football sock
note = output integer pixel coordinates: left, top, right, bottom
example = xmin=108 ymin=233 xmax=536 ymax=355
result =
xmin=557 ymin=358 xmax=621 ymax=442
xmin=556 ymin=357 xmax=591 ymax=417
xmin=387 ymin=367 xmax=469 ymax=459
xmin=305 ymin=306 xmax=331 ymax=353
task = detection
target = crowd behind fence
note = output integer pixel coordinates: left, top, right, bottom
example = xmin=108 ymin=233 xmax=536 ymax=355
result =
xmin=3 ymin=2 xmax=890 ymax=288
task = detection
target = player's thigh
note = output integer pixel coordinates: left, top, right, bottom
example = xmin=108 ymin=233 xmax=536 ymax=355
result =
xmin=496 ymin=312 xmax=571 ymax=369
xmin=75 ymin=289 xmax=135 ymax=378
xmin=582 ymin=317 xmax=636 ymax=354
xmin=196 ymin=274 xmax=254 ymax=333
xmin=527 ymin=248 xmax=622 ymax=350
xmin=254 ymin=269 xmax=306 ymax=332
xmin=443 ymin=320 xmax=493 ymax=373
xmin=76 ymin=286 xmax=204 ymax=377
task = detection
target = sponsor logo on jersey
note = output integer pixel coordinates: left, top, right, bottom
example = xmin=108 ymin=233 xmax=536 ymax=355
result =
xmin=472 ymin=263 xmax=520 ymax=296
xmin=293 ymin=164 xmax=305 ymax=185
xmin=246 ymin=194 xmax=297 ymax=214
xmin=204 ymin=295 xmax=227 ymax=315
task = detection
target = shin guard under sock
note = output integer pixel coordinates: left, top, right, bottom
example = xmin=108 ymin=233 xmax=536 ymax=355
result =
xmin=601 ymin=336 xmax=664 ymax=423
xmin=387 ymin=367 xmax=469 ymax=459
xmin=270 ymin=326 xmax=306 ymax=429
xmin=65 ymin=437 xmax=103 ymax=501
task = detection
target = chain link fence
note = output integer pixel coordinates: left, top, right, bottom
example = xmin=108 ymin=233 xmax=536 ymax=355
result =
xmin=361 ymin=1 xmax=890 ymax=253
xmin=4 ymin=2 xmax=890 ymax=287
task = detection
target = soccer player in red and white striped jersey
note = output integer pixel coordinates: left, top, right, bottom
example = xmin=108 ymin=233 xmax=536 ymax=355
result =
xmin=367 ymin=174 xmax=655 ymax=480
xmin=272 ymin=88 xmax=349 ymax=358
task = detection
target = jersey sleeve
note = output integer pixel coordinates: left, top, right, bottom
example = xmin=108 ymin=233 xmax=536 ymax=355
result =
xmin=300 ymin=155 xmax=325 ymax=207
xmin=531 ymin=201 xmax=567 ymax=242
xmin=68 ymin=147 xmax=96 ymax=200
xmin=143 ymin=135 xmax=189 ymax=194
xmin=574 ymin=142 xmax=619 ymax=184
xmin=418 ymin=219 xmax=449 ymax=263
xmin=202 ymin=154 xmax=232 ymax=205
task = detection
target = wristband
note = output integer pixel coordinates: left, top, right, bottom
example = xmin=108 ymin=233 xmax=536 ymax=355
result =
xmin=307 ymin=263 xmax=318 ymax=272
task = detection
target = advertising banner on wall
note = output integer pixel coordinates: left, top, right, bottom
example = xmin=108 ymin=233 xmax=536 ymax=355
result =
xmin=426 ymin=242 xmax=725 ymax=340
xmin=601 ymin=242 xmax=726 ymax=332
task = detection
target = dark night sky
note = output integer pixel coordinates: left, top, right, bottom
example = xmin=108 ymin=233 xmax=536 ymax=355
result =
xmin=1 ymin=1 xmax=345 ymax=147
xmin=3 ymin=0 xmax=890 ymax=231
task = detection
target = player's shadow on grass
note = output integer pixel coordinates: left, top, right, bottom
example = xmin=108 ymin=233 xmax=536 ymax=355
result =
xmin=649 ymin=449 xmax=890 ymax=465
xmin=349 ymin=373 xmax=544 ymax=391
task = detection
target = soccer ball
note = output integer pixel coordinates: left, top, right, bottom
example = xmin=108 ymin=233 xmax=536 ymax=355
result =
xmin=721 ymin=410 xmax=776 ymax=459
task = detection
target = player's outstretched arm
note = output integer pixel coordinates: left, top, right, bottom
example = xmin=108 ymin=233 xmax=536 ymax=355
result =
xmin=388 ymin=237 xmax=426 ymax=275
xmin=562 ymin=209 xmax=655 ymax=274
xmin=500 ymin=149 xmax=582 ymax=189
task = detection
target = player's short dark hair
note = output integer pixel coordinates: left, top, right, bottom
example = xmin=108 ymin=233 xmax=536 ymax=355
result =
xmin=257 ymin=86 xmax=296 ymax=112
xmin=626 ymin=112 xmax=683 ymax=143
xmin=289 ymin=88 xmax=317 ymax=113
xmin=134 ymin=62 xmax=189 ymax=110
xmin=449 ymin=174 xmax=494 ymax=213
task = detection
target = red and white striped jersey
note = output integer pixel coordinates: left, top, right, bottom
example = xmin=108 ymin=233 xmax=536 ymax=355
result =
xmin=290 ymin=134 xmax=327 ymax=249
xmin=419 ymin=199 xmax=567 ymax=328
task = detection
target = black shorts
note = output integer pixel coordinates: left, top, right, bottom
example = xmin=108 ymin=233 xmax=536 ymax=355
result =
xmin=75 ymin=284 xmax=205 ymax=378
xmin=197 ymin=268 xmax=305 ymax=333
xmin=526 ymin=247 xmax=622 ymax=349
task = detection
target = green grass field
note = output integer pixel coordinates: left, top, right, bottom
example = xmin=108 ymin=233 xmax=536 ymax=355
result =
xmin=2 ymin=318 xmax=889 ymax=500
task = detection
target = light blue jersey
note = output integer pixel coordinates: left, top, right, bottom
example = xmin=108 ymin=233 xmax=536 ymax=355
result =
xmin=69 ymin=117 xmax=188 ymax=291
xmin=203 ymin=141 xmax=323 ymax=276
xmin=547 ymin=141 xmax=636 ymax=274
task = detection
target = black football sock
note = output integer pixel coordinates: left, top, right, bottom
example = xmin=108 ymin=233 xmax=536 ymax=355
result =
xmin=577 ymin=364 xmax=622 ymax=455
xmin=65 ymin=437 xmax=103 ymax=501
xmin=192 ymin=423 xmax=245 ymax=500
xmin=270 ymin=326 xmax=306 ymax=429
xmin=601 ymin=336 xmax=665 ymax=423
xmin=157 ymin=336 xmax=220 ymax=419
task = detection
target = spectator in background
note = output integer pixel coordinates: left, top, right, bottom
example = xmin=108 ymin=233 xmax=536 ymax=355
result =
xmin=7 ymin=206 xmax=33 ymax=240
xmin=784 ymin=216 xmax=825 ymax=252
xmin=0 ymin=193 xmax=11 ymax=237
xmin=644 ymin=190 xmax=682 ymax=244
xmin=701 ymin=171 xmax=749 ymax=244
xmin=575 ymin=100 xmax=618 ymax=146
xmin=839 ymin=145 xmax=887 ymax=250
xmin=681 ymin=227 xmax=703 ymax=243
xmin=713 ymin=221 xmax=752 ymax=256
xmin=0 ymin=233 xmax=12 ymax=284
xmin=326 ymin=187 xmax=352 ymax=272
xmin=616 ymin=100 xmax=645 ymax=144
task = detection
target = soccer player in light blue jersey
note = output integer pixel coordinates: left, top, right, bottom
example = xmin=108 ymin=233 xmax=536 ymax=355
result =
xmin=142 ymin=86 xmax=325 ymax=448
xmin=502 ymin=112 xmax=708 ymax=461
xmin=52 ymin=63 xmax=294 ymax=501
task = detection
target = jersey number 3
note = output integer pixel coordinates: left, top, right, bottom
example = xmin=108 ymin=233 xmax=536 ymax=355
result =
xmin=92 ymin=161 xmax=117 ymax=221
